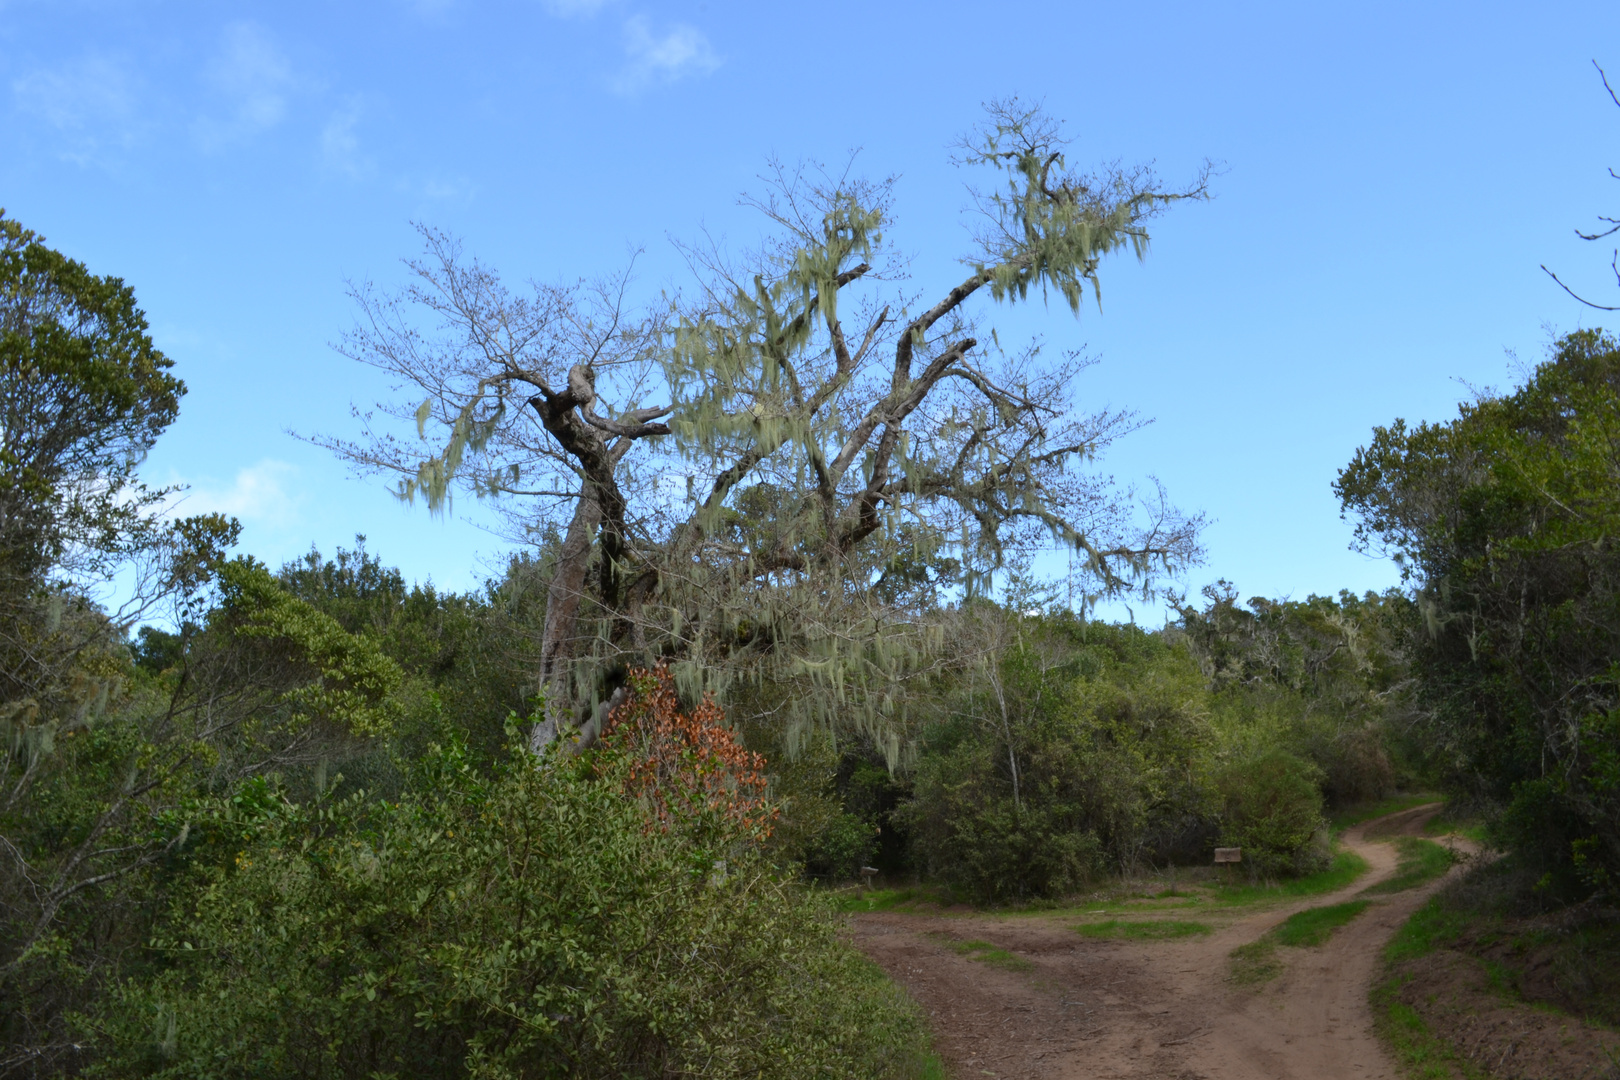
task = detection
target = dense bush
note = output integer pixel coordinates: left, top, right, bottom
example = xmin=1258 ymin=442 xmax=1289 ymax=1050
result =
xmin=899 ymin=728 xmax=1103 ymax=903
xmin=1213 ymin=748 xmax=1330 ymax=878
xmin=1338 ymin=330 xmax=1620 ymax=894
xmin=891 ymin=604 xmax=1398 ymax=899
xmin=83 ymin=697 xmax=933 ymax=1079
xmin=898 ymin=619 xmax=1209 ymax=902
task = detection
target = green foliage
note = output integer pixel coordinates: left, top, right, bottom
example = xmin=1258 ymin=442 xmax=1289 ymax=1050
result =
xmin=1176 ymin=583 xmax=1408 ymax=806
xmin=892 ymin=601 xmax=1404 ymax=902
xmin=900 ymin=616 xmax=1213 ymax=902
xmin=900 ymin=786 xmax=1107 ymax=904
xmin=1 ymin=557 xmax=414 ymax=1075
xmin=1213 ymin=749 xmax=1330 ymax=879
xmin=805 ymin=811 xmax=879 ymax=882
xmin=1338 ymin=329 xmax=1620 ymax=893
xmin=0 ymin=210 xmax=183 ymax=593
xmin=276 ymin=542 xmax=537 ymax=735
xmin=86 ymin=738 xmax=933 ymax=1080
xmin=216 ymin=559 xmax=403 ymax=738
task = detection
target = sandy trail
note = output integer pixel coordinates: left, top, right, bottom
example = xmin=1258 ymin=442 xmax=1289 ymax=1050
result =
xmin=851 ymin=804 xmax=1470 ymax=1080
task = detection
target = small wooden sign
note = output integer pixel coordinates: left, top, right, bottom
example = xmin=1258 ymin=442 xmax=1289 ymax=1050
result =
xmin=1214 ymin=847 xmax=1242 ymax=864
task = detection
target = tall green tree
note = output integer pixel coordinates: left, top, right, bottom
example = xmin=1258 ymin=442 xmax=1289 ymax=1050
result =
xmin=1337 ymin=329 xmax=1620 ymax=893
xmin=320 ymin=103 xmax=1210 ymax=760
xmin=0 ymin=211 xmax=188 ymax=716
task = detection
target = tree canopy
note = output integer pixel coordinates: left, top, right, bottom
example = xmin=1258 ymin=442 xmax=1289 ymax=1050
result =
xmin=1338 ymin=329 xmax=1620 ymax=893
xmin=320 ymin=102 xmax=1210 ymax=759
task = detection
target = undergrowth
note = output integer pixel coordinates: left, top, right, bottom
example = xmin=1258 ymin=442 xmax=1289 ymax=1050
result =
xmin=1370 ymin=974 xmax=1486 ymax=1080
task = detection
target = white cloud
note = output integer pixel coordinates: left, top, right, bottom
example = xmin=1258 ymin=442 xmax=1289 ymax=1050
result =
xmin=614 ymin=16 xmax=719 ymax=95
xmin=172 ymin=460 xmax=302 ymax=529
xmin=194 ymin=22 xmax=300 ymax=149
xmin=321 ymin=98 xmax=371 ymax=178
xmin=12 ymin=54 xmax=143 ymax=163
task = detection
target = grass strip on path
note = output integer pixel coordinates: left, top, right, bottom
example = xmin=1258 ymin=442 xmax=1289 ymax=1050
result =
xmin=1228 ymin=899 xmax=1373 ymax=985
xmin=926 ymin=933 xmax=1033 ymax=972
xmin=1423 ymin=811 xmax=1489 ymax=846
xmin=1229 ymin=939 xmax=1284 ymax=985
xmin=1074 ymin=919 xmax=1213 ymax=941
xmin=1272 ymin=900 xmax=1371 ymax=946
xmin=1362 ymin=837 xmax=1457 ymax=896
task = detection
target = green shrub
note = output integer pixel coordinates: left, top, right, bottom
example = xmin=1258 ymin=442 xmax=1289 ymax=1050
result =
xmin=1215 ymin=749 xmax=1330 ymax=878
xmin=84 ymin=737 xmax=931 ymax=1079
xmin=806 ymin=811 xmax=880 ymax=882
xmin=897 ymin=745 xmax=1108 ymax=904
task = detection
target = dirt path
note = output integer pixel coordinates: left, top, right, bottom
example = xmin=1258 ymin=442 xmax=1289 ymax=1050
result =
xmin=852 ymin=805 xmax=1471 ymax=1080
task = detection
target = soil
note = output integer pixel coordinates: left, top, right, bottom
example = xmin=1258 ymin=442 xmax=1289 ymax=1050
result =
xmin=1390 ymin=948 xmax=1620 ymax=1080
xmin=851 ymin=804 xmax=1468 ymax=1079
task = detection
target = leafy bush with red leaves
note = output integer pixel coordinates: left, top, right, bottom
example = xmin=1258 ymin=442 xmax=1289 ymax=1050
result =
xmin=600 ymin=664 xmax=777 ymax=842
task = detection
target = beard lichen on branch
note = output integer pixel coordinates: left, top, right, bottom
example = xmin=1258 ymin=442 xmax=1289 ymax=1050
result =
xmin=312 ymin=99 xmax=1212 ymax=764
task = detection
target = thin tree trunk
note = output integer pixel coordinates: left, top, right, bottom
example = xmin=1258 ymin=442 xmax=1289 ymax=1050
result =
xmin=991 ymin=673 xmax=1020 ymax=810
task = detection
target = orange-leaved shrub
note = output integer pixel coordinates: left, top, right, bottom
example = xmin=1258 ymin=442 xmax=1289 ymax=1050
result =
xmin=600 ymin=664 xmax=776 ymax=841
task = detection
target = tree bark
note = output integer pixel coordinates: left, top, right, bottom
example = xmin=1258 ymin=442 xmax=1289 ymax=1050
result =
xmin=529 ymin=490 xmax=601 ymax=753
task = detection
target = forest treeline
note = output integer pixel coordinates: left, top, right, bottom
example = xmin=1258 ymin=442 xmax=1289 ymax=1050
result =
xmin=6 ymin=100 xmax=1620 ymax=1077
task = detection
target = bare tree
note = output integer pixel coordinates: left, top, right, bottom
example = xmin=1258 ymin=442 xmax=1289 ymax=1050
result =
xmin=1543 ymin=61 xmax=1620 ymax=310
xmin=316 ymin=101 xmax=1210 ymax=760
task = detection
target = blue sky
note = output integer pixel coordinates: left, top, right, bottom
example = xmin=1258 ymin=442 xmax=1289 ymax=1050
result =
xmin=5 ymin=0 xmax=1619 ymax=617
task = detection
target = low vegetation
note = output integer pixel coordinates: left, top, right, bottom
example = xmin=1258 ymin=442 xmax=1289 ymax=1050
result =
xmin=1074 ymin=919 xmax=1213 ymax=940
xmin=1229 ymin=899 xmax=1371 ymax=985
xmin=927 ymin=935 xmax=1034 ymax=972
xmin=1362 ymin=838 xmax=1456 ymax=896
xmin=1272 ymin=900 xmax=1371 ymax=947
